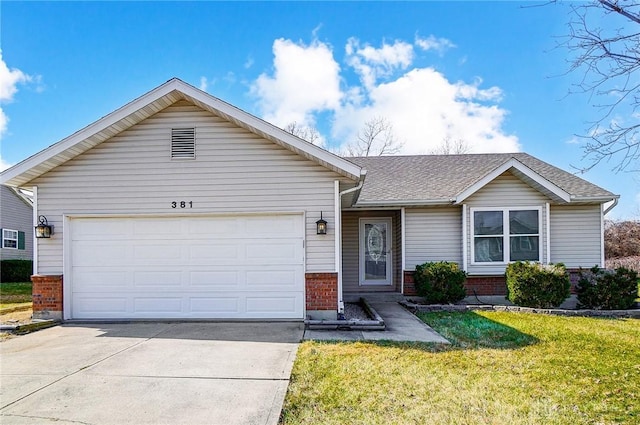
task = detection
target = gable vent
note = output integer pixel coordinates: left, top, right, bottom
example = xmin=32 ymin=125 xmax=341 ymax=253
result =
xmin=171 ymin=127 xmax=196 ymax=159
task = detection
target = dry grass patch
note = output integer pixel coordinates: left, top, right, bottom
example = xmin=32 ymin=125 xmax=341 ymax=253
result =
xmin=282 ymin=312 xmax=639 ymax=425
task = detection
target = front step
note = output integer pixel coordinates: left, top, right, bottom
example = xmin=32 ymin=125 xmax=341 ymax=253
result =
xmin=343 ymin=292 xmax=406 ymax=303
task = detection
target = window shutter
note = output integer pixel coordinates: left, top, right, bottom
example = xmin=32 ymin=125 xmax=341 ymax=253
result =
xmin=171 ymin=128 xmax=196 ymax=159
xmin=18 ymin=231 xmax=25 ymax=250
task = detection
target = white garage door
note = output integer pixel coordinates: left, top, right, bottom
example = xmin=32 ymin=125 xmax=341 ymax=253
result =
xmin=69 ymin=214 xmax=305 ymax=319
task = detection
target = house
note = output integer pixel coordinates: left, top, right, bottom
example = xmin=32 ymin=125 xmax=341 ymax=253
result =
xmin=0 ymin=185 xmax=33 ymax=261
xmin=0 ymin=78 xmax=618 ymax=321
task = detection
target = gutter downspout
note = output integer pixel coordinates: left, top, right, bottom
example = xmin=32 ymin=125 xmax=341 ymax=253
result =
xmin=603 ymin=197 xmax=619 ymax=216
xmin=336 ymin=172 xmax=367 ymax=315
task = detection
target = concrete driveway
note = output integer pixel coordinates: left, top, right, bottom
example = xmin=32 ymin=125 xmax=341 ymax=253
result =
xmin=0 ymin=322 xmax=304 ymax=425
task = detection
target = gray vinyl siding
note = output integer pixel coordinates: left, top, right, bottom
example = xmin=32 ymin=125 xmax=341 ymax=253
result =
xmin=0 ymin=186 xmax=33 ymax=260
xmin=342 ymin=210 xmax=399 ymax=293
xmin=464 ymin=172 xmax=551 ymax=275
xmin=30 ymin=100 xmax=346 ymax=274
xmin=550 ymin=204 xmax=602 ymax=267
xmin=405 ymin=207 xmax=462 ymax=269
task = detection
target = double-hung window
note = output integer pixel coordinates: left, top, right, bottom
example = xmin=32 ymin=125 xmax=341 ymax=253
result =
xmin=472 ymin=208 xmax=541 ymax=263
xmin=2 ymin=229 xmax=19 ymax=249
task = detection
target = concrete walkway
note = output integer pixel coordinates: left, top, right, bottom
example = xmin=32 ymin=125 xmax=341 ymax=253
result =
xmin=304 ymin=301 xmax=449 ymax=343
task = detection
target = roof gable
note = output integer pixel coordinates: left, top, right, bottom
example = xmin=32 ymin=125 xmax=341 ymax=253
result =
xmin=455 ymin=157 xmax=570 ymax=203
xmin=1 ymin=78 xmax=362 ymax=187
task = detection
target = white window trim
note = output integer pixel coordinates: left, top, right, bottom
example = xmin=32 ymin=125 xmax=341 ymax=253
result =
xmin=470 ymin=206 xmax=543 ymax=265
xmin=2 ymin=228 xmax=19 ymax=250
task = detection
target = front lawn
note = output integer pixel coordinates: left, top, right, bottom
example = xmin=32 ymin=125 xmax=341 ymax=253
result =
xmin=0 ymin=282 xmax=32 ymax=309
xmin=281 ymin=312 xmax=639 ymax=424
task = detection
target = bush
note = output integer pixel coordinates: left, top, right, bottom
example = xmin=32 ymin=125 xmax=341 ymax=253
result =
xmin=414 ymin=261 xmax=467 ymax=304
xmin=576 ymin=266 xmax=639 ymax=310
xmin=506 ymin=262 xmax=570 ymax=308
xmin=0 ymin=259 xmax=33 ymax=283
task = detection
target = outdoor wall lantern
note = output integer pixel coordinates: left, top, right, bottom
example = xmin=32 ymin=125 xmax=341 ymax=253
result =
xmin=316 ymin=212 xmax=327 ymax=235
xmin=35 ymin=215 xmax=53 ymax=238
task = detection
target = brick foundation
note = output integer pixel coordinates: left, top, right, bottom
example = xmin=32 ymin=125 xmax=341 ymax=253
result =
xmin=404 ymin=268 xmax=586 ymax=297
xmin=305 ymin=272 xmax=338 ymax=318
xmin=31 ymin=274 xmax=63 ymax=320
xmin=404 ymin=270 xmax=507 ymax=296
xmin=464 ymin=276 xmax=507 ymax=296
xmin=403 ymin=271 xmax=418 ymax=296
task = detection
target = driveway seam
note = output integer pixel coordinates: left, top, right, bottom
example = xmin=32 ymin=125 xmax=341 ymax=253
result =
xmin=0 ymin=413 xmax=94 ymax=425
xmin=0 ymin=323 xmax=175 ymax=410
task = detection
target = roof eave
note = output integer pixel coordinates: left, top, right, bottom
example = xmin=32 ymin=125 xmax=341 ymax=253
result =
xmin=353 ymin=198 xmax=455 ymax=207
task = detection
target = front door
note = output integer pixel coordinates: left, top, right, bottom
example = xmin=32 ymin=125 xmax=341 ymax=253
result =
xmin=359 ymin=218 xmax=392 ymax=286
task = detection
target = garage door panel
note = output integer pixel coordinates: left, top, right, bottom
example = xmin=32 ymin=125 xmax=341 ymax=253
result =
xmin=133 ymin=244 xmax=182 ymax=261
xmin=73 ymin=270 xmax=130 ymax=289
xmin=245 ymin=295 xmax=300 ymax=314
xmin=70 ymin=215 xmax=306 ymax=319
xmin=188 ymin=244 xmax=241 ymax=261
xmin=246 ymin=242 xmax=301 ymax=262
xmin=244 ymin=216 xmax=300 ymax=236
xmin=189 ymin=297 xmax=240 ymax=313
xmin=134 ymin=298 xmax=183 ymax=314
xmin=72 ymin=219 xmax=130 ymax=239
xmin=133 ymin=219 xmax=184 ymax=236
xmin=133 ymin=271 xmax=183 ymax=287
xmin=73 ymin=297 xmax=128 ymax=315
xmin=187 ymin=218 xmax=239 ymax=235
xmin=73 ymin=242 xmax=130 ymax=264
xmin=189 ymin=271 xmax=239 ymax=286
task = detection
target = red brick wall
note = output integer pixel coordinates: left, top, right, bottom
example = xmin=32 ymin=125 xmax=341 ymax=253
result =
xmin=465 ymin=276 xmax=507 ymax=296
xmin=403 ymin=271 xmax=418 ymax=296
xmin=403 ymin=271 xmax=507 ymax=296
xmin=305 ymin=272 xmax=337 ymax=311
xmin=31 ymin=274 xmax=63 ymax=314
xmin=404 ymin=268 xmax=584 ymax=297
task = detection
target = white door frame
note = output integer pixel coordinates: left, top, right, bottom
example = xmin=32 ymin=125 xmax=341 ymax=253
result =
xmin=359 ymin=217 xmax=393 ymax=286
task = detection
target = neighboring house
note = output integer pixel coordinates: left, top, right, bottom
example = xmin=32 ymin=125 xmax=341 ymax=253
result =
xmin=0 ymin=185 xmax=33 ymax=261
xmin=0 ymin=78 xmax=618 ymax=321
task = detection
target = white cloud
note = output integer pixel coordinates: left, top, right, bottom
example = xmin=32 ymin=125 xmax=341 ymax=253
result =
xmin=0 ymin=156 xmax=14 ymax=171
xmin=334 ymin=68 xmax=519 ymax=154
xmin=415 ymin=34 xmax=456 ymax=55
xmin=199 ymin=76 xmax=208 ymax=92
xmin=0 ymin=50 xmax=35 ymax=140
xmin=251 ymin=36 xmax=519 ymax=155
xmin=345 ymin=38 xmax=414 ymax=89
xmin=251 ymin=38 xmax=342 ymax=128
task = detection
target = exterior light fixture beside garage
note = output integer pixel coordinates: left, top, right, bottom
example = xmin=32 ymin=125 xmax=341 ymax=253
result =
xmin=35 ymin=215 xmax=53 ymax=238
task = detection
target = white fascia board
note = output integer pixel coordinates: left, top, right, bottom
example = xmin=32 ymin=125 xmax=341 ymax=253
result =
xmin=353 ymin=198 xmax=454 ymax=207
xmin=455 ymin=157 xmax=571 ymax=203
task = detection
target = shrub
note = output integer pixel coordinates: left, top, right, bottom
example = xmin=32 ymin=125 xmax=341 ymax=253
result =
xmin=505 ymin=262 xmax=570 ymax=308
xmin=576 ymin=266 xmax=639 ymax=310
xmin=414 ymin=261 xmax=467 ymax=304
xmin=0 ymin=259 xmax=33 ymax=283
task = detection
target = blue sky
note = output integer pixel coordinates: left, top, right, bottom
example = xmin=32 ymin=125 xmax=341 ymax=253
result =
xmin=0 ymin=1 xmax=637 ymax=218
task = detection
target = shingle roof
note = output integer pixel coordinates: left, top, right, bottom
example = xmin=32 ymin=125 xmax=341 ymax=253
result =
xmin=348 ymin=153 xmax=616 ymax=205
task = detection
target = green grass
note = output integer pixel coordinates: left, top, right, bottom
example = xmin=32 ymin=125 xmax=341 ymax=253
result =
xmin=281 ymin=312 xmax=640 ymax=425
xmin=0 ymin=282 xmax=32 ymax=309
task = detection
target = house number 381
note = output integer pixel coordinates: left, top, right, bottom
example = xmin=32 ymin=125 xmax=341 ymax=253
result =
xmin=171 ymin=201 xmax=193 ymax=209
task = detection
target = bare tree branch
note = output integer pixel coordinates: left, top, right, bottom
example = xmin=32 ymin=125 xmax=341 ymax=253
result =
xmin=344 ymin=116 xmax=404 ymax=157
xmin=428 ymin=136 xmax=470 ymax=155
xmin=556 ymin=0 xmax=640 ymax=173
xmin=283 ymin=121 xmax=322 ymax=146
